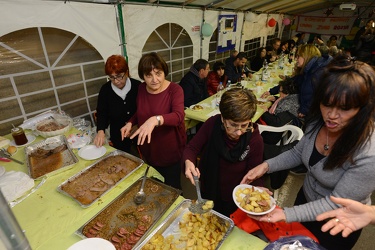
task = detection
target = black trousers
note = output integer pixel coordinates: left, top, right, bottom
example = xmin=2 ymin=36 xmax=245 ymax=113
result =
xmin=295 ymin=188 xmax=362 ymax=250
xmin=153 ymin=162 xmax=182 ymax=190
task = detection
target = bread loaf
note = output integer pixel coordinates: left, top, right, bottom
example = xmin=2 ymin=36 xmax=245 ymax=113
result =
xmin=7 ymin=146 xmax=17 ymax=155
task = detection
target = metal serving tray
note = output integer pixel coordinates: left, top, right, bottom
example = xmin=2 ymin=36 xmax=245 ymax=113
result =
xmin=57 ymin=150 xmax=144 ymax=208
xmin=133 ymin=199 xmax=234 ymax=250
xmin=25 ymin=135 xmax=78 ymax=180
xmin=75 ymin=177 xmax=181 ymax=249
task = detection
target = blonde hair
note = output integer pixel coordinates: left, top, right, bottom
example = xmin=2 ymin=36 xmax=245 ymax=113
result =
xmin=297 ymin=44 xmax=321 ymax=73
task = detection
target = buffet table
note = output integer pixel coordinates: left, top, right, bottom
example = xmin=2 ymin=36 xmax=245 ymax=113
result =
xmin=1 ymin=129 xmax=268 ymax=250
xmin=184 ymin=61 xmax=295 ymax=127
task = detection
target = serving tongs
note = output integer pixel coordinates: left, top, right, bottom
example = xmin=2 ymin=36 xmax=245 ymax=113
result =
xmin=0 ymin=149 xmax=24 ymax=165
xmin=189 ymin=175 xmax=214 ymax=214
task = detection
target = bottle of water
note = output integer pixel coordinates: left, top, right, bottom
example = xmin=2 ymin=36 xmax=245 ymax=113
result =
xmin=278 ymin=51 xmax=285 ymax=69
xmin=226 ymin=80 xmax=232 ymax=90
xmin=261 ymin=60 xmax=268 ymax=81
xmin=263 ymin=58 xmax=268 ymax=69
xmin=216 ymin=82 xmax=224 ymax=106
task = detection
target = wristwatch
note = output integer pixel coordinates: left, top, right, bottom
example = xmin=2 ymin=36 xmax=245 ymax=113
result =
xmin=155 ymin=115 xmax=161 ymax=127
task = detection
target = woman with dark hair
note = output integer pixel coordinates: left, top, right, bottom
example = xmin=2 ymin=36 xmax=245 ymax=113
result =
xmin=251 ymin=47 xmax=267 ymax=72
xmin=241 ymin=55 xmax=375 ymax=250
xmin=183 ymin=88 xmax=264 ymax=216
xmin=94 ymin=55 xmax=140 ymax=153
xmin=206 ymin=61 xmax=227 ymax=96
xmin=121 ymin=52 xmax=186 ymax=189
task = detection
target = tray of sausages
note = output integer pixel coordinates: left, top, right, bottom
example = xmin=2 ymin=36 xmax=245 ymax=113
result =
xmin=75 ymin=177 xmax=181 ymax=250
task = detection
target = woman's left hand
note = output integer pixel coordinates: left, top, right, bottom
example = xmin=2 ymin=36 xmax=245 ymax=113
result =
xmin=247 ymin=207 xmax=286 ymax=223
xmin=130 ymin=116 xmax=158 ymax=145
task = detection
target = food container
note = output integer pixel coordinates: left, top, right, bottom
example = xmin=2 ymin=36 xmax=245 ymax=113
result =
xmin=75 ymin=177 xmax=181 ymax=249
xmin=11 ymin=127 xmax=28 ymax=145
xmin=134 ymin=199 xmax=234 ymax=250
xmin=35 ymin=115 xmax=72 ymax=138
xmin=24 ymin=135 xmax=78 ymax=179
xmin=57 ymin=150 xmax=144 ymax=207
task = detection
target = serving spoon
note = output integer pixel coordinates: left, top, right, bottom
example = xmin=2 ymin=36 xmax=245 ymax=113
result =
xmin=134 ymin=165 xmax=150 ymax=205
xmin=189 ymin=175 xmax=214 ymax=214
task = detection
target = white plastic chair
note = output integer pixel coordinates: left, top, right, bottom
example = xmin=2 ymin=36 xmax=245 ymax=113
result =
xmin=258 ymin=124 xmax=303 ymax=145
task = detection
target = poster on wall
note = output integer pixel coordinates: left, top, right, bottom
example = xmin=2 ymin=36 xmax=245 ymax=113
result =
xmin=296 ymin=16 xmax=357 ymax=35
xmin=217 ymin=14 xmax=237 ymax=53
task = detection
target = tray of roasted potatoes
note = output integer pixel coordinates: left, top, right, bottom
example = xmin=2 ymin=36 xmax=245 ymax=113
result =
xmin=133 ymin=199 xmax=234 ymax=250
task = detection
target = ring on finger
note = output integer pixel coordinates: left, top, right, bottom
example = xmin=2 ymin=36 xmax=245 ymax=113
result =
xmin=335 ymin=218 xmax=340 ymax=223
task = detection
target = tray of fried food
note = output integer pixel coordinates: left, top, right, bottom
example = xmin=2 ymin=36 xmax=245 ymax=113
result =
xmin=57 ymin=150 xmax=143 ymax=207
xmin=25 ymin=135 xmax=78 ymax=179
xmin=76 ymin=177 xmax=181 ymax=250
xmin=134 ymin=199 xmax=234 ymax=250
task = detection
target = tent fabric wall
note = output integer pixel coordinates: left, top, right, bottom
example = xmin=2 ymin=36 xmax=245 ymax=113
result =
xmin=0 ymin=0 xmax=120 ymax=61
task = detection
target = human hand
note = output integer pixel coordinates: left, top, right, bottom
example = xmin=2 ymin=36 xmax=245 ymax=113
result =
xmin=316 ymin=196 xmax=375 ymax=237
xmin=93 ymin=130 xmax=106 ymax=147
xmin=298 ymin=113 xmax=305 ymax=118
xmin=240 ymin=162 xmax=269 ymax=184
xmin=261 ymin=91 xmax=270 ymax=99
xmin=247 ymin=207 xmax=286 ymax=223
xmin=184 ymin=160 xmax=200 ymax=185
xmin=278 ymin=75 xmax=286 ymax=80
xmin=267 ymin=95 xmax=276 ymax=102
xmin=130 ymin=116 xmax=158 ymax=145
xmin=120 ymin=122 xmax=132 ymax=140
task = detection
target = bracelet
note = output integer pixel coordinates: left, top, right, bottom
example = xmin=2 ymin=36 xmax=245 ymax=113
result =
xmin=155 ymin=115 xmax=161 ymax=127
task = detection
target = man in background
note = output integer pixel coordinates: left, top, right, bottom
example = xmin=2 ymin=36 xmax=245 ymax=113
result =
xmin=225 ymin=52 xmax=251 ymax=84
xmin=180 ymin=59 xmax=210 ymax=107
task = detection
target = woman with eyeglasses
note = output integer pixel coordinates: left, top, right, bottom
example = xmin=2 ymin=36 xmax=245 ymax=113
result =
xmin=121 ymin=52 xmax=186 ymax=189
xmin=94 ymin=55 xmax=141 ymax=153
xmin=183 ymin=88 xmax=264 ymax=216
xmin=241 ymin=55 xmax=375 ymax=250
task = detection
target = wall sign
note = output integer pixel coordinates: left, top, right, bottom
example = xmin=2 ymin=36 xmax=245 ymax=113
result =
xmin=217 ymin=14 xmax=237 ymax=53
xmin=296 ymin=16 xmax=357 ymax=35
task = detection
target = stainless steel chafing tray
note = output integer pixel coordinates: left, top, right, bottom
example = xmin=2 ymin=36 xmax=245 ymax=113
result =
xmin=24 ymin=135 xmax=78 ymax=180
xmin=75 ymin=177 xmax=181 ymax=249
xmin=133 ymin=199 xmax=234 ymax=250
xmin=57 ymin=150 xmax=144 ymax=208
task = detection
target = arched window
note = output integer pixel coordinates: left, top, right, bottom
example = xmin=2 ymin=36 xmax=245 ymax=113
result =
xmin=0 ymin=27 xmax=104 ymax=135
xmin=142 ymin=23 xmax=193 ymax=83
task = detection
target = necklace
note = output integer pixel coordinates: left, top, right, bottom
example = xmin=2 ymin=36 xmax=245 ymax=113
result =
xmin=324 ymin=129 xmax=329 ymax=151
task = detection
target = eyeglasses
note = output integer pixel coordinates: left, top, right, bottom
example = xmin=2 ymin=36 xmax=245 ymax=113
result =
xmin=108 ymin=73 xmax=125 ymax=82
xmin=224 ymin=120 xmax=252 ymax=133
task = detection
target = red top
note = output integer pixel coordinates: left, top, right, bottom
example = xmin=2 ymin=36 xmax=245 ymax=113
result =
xmin=129 ymin=82 xmax=186 ymax=166
xmin=206 ymin=71 xmax=227 ymax=96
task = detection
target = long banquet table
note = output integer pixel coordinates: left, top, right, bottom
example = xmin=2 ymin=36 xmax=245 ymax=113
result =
xmin=1 ymin=129 xmax=268 ymax=250
xmin=184 ymin=61 xmax=295 ymax=127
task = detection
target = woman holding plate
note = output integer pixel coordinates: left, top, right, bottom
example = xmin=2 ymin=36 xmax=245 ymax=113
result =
xmin=240 ymin=55 xmax=375 ymax=250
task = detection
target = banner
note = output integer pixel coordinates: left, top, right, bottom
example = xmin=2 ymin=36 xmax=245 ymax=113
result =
xmin=296 ymin=16 xmax=357 ymax=35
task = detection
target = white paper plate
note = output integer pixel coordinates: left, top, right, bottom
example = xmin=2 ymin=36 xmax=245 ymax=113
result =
xmin=67 ymin=238 xmax=115 ymax=250
xmin=78 ymin=145 xmax=106 ymax=160
xmin=232 ymin=184 xmax=276 ymax=215
xmin=9 ymin=134 xmax=36 ymax=147
xmin=67 ymin=133 xmax=91 ymax=149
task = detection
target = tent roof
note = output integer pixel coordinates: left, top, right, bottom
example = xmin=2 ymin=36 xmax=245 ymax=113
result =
xmin=51 ymin=0 xmax=374 ymax=15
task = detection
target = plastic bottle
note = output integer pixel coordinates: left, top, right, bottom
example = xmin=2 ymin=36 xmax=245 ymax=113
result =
xmin=278 ymin=51 xmax=284 ymax=69
xmin=216 ymin=82 xmax=224 ymax=106
xmin=226 ymin=80 xmax=232 ymax=90
xmin=261 ymin=60 xmax=268 ymax=81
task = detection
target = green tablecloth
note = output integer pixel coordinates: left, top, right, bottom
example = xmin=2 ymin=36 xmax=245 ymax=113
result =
xmin=1 ymin=130 xmax=267 ymax=250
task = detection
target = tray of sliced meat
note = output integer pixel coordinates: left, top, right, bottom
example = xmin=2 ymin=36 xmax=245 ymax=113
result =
xmin=75 ymin=177 xmax=181 ymax=250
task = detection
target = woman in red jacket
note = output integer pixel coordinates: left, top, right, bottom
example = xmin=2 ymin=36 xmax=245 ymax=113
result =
xmin=206 ymin=61 xmax=227 ymax=96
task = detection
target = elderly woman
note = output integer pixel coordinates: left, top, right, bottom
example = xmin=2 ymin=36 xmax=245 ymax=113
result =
xmin=241 ymin=55 xmax=375 ymax=250
xmin=183 ymin=88 xmax=264 ymax=216
xmin=94 ymin=55 xmax=140 ymax=153
xmin=121 ymin=52 xmax=186 ymax=189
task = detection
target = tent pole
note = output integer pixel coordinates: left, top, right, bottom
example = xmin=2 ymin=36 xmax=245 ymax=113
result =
xmin=117 ymin=3 xmax=128 ymax=62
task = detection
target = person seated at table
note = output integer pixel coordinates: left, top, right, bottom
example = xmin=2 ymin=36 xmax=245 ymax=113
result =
xmin=317 ymin=196 xmax=375 ymax=237
xmin=180 ymin=59 xmax=209 ymax=107
xmin=260 ymin=78 xmax=300 ymax=144
xmin=225 ymin=49 xmax=238 ymax=66
xmin=121 ymin=52 xmax=186 ymax=189
xmin=183 ymin=88 xmax=264 ymax=217
xmin=94 ymin=55 xmax=140 ymax=153
xmin=265 ymin=45 xmax=277 ymax=63
xmin=225 ymin=52 xmax=251 ymax=84
xmin=241 ymin=55 xmax=375 ymax=250
xmin=277 ymin=40 xmax=289 ymax=55
xmin=251 ymin=47 xmax=267 ymax=72
xmin=207 ymin=61 xmax=227 ymax=96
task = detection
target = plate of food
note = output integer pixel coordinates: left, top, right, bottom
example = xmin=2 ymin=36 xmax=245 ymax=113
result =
xmin=189 ymin=103 xmax=209 ymax=111
xmin=232 ymin=184 xmax=276 ymax=215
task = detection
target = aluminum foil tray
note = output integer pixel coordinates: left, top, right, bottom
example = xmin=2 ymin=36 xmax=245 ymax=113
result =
xmin=75 ymin=177 xmax=181 ymax=249
xmin=57 ymin=150 xmax=144 ymax=208
xmin=134 ymin=199 xmax=234 ymax=250
xmin=25 ymin=135 xmax=78 ymax=180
